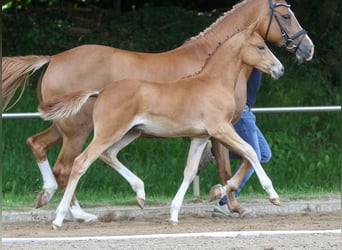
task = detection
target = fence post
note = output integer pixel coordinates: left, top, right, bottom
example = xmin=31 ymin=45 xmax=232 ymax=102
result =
xmin=193 ymin=176 xmax=200 ymax=198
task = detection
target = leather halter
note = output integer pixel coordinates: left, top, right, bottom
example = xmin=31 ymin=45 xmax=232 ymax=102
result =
xmin=264 ymin=0 xmax=307 ymax=52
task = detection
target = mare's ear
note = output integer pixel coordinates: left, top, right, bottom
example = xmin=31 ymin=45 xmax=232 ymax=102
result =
xmin=246 ymin=22 xmax=258 ymax=37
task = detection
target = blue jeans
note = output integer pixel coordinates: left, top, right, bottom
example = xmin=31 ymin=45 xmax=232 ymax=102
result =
xmin=219 ymin=107 xmax=271 ymax=205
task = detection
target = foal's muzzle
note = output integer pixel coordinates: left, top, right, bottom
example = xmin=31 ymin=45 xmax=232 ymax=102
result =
xmin=270 ymin=64 xmax=284 ymax=80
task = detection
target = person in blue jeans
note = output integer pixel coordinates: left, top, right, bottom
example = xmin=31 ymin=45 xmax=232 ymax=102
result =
xmin=217 ymin=68 xmax=272 ymax=208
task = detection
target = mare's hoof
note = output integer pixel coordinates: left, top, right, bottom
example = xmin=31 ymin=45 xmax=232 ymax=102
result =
xmin=136 ymin=197 xmax=145 ymax=209
xmin=208 ymin=184 xmax=223 ymax=202
xmin=240 ymin=209 xmax=257 ymax=218
xmin=270 ymin=197 xmax=281 ymax=206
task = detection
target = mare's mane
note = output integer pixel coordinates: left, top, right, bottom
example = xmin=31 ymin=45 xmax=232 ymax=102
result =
xmin=180 ymin=0 xmax=250 ymax=79
xmin=186 ymin=0 xmax=248 ymax=42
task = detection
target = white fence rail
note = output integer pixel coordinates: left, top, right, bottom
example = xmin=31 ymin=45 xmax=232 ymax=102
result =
xmin=2 ymin=106 xmax=341 ymax=119
xmin=2 ymin=106 xmax=341 ymax=198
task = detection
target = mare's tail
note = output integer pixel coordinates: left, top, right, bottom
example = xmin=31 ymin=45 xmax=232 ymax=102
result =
xmin=39 ymin=90 xmax=99 ymax=121
xmin=2 ymin=55 xmax=51 ymax=111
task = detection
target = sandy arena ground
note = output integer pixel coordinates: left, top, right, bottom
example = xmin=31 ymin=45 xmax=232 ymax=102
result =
xmin=2 ymin=210 xmax=341 ymax=250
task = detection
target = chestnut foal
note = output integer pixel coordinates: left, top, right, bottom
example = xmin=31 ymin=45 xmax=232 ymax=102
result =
xmin=39 ymin=25 xmax=284 ymax=229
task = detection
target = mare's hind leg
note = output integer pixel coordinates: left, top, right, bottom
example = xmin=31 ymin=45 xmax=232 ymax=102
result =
xmin=26 ymin=124 xmax=62 ymax=208
xmin=100 ymin=129 xmax=145 ymax=208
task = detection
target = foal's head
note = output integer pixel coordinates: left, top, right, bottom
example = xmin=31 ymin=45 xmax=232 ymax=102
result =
xmin=239 ymin=24 xmax=284 ymax=79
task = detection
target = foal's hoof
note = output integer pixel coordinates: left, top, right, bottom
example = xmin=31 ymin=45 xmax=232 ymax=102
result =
xmin=169 ymin=220 xmax=178 ymax=226
xmin=34 ymin=190 xmax=53 ymax=208
xmin=136 ymin=197 xmax=145 ymax=209
xmin=208 ymin=184 xmax=223 ymax=202
xmin=83 ymin=214 xmax=98 ymax=223
xmin=52 ymin=222 xmax=61 ymax=230
xmin=270 ymin=197 xmax=281 ymax=206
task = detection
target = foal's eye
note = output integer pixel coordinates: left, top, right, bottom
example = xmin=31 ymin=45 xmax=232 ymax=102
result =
xmin=282 ymin=14 xmax=291 ymax=20
xmin=257 ymin=45 xmax=265 ymax=50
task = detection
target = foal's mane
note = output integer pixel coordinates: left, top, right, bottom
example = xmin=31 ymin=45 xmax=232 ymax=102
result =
xmin=186 ymin=0 xmax=248 ymax=42
xmin=182 ymin=29 xmax=242 ymax=79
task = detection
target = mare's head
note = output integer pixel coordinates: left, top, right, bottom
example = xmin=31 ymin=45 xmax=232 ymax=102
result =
xmin=255 ymin=0 xmax=314 ymax=62
xmin=237 ymin=24 xmax=284 ymax=80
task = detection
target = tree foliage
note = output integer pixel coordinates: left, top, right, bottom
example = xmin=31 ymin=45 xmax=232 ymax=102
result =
xmin=3 ymin=0 xmax=340 ymax=85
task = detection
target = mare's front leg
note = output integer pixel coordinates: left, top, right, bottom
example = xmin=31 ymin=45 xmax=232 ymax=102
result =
xmin=209 ymin=139 xmax=248 ymax=215
xmin=211 ymin=139 xmax=232 ymax=182
xmin=209 ymin=123 xmax=280 ymax=209
xmin=26 ymin=124 xmax=61 ymax=208
xmin=169 ymin=137 xmax=209 ymax=225
xmin=210 ymin=159 xmax=253 ymax=215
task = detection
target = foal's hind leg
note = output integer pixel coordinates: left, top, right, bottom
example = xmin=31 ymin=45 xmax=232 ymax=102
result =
xmin=26 ymin=124 xmax=62 ymax=208
xmin=52 ymin=117 xmax=98 ymax=223
xmin=53 ymin=137 xmax=114 ymax=229
xmin=53 ymin=120 xmax=134 ymax=229
xmin=100 ymin=129 xmax=145 ymax=208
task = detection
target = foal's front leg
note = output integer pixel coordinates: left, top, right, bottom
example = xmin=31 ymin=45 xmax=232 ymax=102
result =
xmin=209 ymin=123 xmax=280 ymax=206
xmin=169 ymin=137 xmax=209 ymax=225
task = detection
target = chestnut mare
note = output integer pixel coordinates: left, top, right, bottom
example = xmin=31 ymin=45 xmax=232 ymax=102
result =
xmin=39 ymin=25 xmax=284 ymax=229
xmin=2 ymin=0 xmax=314 ymax=222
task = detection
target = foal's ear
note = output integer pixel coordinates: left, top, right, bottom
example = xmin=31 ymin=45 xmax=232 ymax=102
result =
xmin=246 ymin=22 xmax=258 ymax=36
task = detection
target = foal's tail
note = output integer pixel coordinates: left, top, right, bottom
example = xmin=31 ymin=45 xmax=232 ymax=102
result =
xmin=39 ymin=90 xmax=100 ymax=121
xmin=2 ymin=55 xmax=51 ymax=111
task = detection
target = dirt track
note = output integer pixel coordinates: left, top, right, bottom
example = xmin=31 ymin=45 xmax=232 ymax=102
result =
xmin=3 ymin=211 xmax=341 ymax=250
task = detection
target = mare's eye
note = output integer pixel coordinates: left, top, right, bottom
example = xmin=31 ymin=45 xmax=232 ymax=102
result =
xmin=257 ymin=45 xmax=265 ymax=50
xmin=282 ymin=14 xmax=291 ymax=20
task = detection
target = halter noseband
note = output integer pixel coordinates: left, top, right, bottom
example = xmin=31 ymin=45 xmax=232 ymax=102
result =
xmin=264 ymin=0 xmax=307 ymax=52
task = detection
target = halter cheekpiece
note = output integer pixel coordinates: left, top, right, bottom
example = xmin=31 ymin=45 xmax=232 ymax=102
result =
xmin=264 ymin=0 xmax=307 ymax=52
